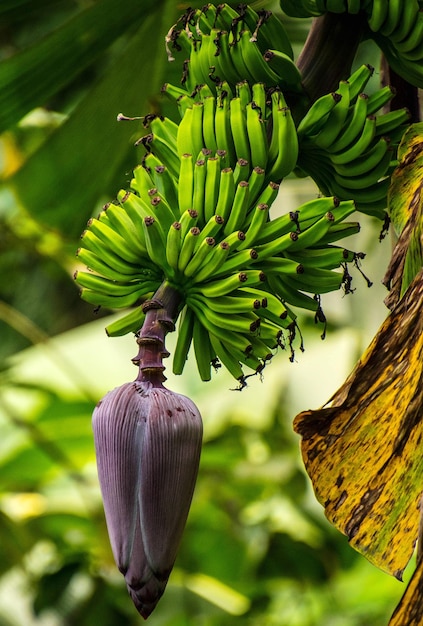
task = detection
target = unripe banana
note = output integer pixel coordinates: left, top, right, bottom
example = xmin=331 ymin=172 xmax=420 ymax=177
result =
xmin=142 ymin=216 xmax=169 ymax=271
xmin=172 ymin=305 xmax=195 ymax=375
xmin=166 ymin=222 xmax=182 ymax=271
xmin=208 ymin=332 xmax=245 ymax=383
xmin=215 ymin=167 xmax=236 ymax=222
xmin=297 ymin=92 xmax=342 ymax=137
xmin=189 ymin=241 xmax=231 ymax=283
xmin=263 ymin=49 xmax=303 ymax=92
xmin=105 ymin=305 xmax=146 ymax=337
xmin=193 ymin=270 xmax=266 ymax=298
xmin=223 ymin=181 xmax=250 ymax=234
xmin=246 ymin=101 xmax=268 ymax=170
xmin=192 ymin=315 xmax=214 ymax=381
xmin=230 ymin=97 xmax=252 ymax=165
xmin=178 ymin=227 xmax=201 ymax=272
xmin=184 ymin=237 xmax=216 ymax=278
xmin=178 ymin=153 xmax=195 ymax=214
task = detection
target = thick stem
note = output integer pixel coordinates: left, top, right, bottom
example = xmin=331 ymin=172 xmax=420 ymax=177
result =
xmin=297 ymin=12 xmax=367 ymax=103
xmin=132 ymin=281 xmax=183 ymax=386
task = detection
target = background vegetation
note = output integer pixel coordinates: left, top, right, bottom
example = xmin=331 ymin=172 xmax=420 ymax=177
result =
xmin=0 ymin=1 xmax=414 ymax=624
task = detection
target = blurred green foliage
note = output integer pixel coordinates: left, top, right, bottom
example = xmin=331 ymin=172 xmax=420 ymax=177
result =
xmin=0 ymin=1 xmax=408 ymax=624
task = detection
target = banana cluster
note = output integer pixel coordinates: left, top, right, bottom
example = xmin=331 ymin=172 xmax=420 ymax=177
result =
xmin=162 ymin=81 xmax=299 ymax=186
xmin=295 ymin=65 xmax=411 ymax=219
xmin=280 ymin=0 xmax=423 ymax=88
xmin=166 ymin=3 xmax=302 ymax=94
xmin=75 ymin=88 xmax=363 ymax=384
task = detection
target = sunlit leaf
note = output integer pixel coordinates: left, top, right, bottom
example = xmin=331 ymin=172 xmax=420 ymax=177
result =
xmin=294 ymin=269 xmax=423 ymax=579
xmin=384 ymin=123 xmax=423 ymax=306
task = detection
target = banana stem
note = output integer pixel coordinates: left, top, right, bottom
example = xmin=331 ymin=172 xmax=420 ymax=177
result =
xmin=297 ymin=12 xmax=367 ymax=102
xmin=132 ymin=281 xmax=183 ymax=385
xmin=380 ymin=56 xmax=421 ymax=123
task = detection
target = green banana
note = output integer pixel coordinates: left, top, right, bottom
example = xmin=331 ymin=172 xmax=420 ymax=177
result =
xmin=80 ymin=229 xmax=140 ymax=276
xmin=238 ymin=203 xmax=270 ymax=250
xmin=266 ymin=100 xmax=299 ymax=182
xmin=98 ymin=204 xmax=147 ymax=257
xmin=193 ymin=270 xmax=266 ymax=298
xmin=172 ymin=305 xmax=195 ymax=375
xmin=251 ymin=82 xmax=267 ymax=116
xmin=283 ymin=266 xmax=344 ymax=294
xmin=233 ymin=158 xmax=250 ymax=186
xmin=188 ymin=294 xmax=260 ymax=334
xmin=199 ymin=293 xmax=263 ymax=315
xmin=267 ymin=274 xmax=321 ymax=313
xmin=204 ymin=158 xmax=222 ymax=221
xmin=346 ymin=63 xmax=374 ymax=101
xmin=389 ymin=0 xmax=419 ymax=43
xmin=333 ymin=135 xmax=390 ymax=178
xmin=188 ymin=241 xmax=231 ymax=283
xmin=223 ymin=181 xmax=250 ymax=235
xmin=180 ymin=209 xmax=199 ymax=238
xmin=366 ymin=85 xmax=396 ymax=115
xmin=297 ymin=92 xmax=342 ymax=137
xmin=76 ymin=248 xmax=145 ymax=284
xmin=105 ymin=306 xmax=146 ymax=337
xmin=197 ymin=214 xmax=225 ymax=243
xmin=184 ymin=237 xmax=217 ymax=278
xmin=247 ymin=166 xmax=266 ymax=207
xmin=202 ymin=96 xmax=217 ymax=152
xmin=212 ymin=248 xmax=259 ymax=278
xmin=192 ymin=315 xmax=214 ymax=381
xmin=208 ymin=332 xmax=245 ymax=382
xmin=215 ymin=167 xmax=236 ymax=222
xmin=288 ymin=246 xmax=357 ymax=269
xmin=142 ymin=216 xmax=169 ymax=270
xmin=328 ymin=92 xmax=369 ymax=154
xmin=330 ymin=115 xmax=377 ymax=164
xmin=236 ymin=80 xmax=252 ymax=110
xmin=238 ymin=29 xmax=281 ymax=85
xmin=75 ymin=271 xmax=151 ymax=298
xmin=166 ymin=221 xmax=182 ymax=272
xmin=263 ymin=49 xmax=303 ymax=91
xmin=192 ymin=157 xmax=207 ymax=224
xmin=177 ymin=106 xmax=195 ymax=156
xmin=314 ymin=80 xmax=351 ymax=149
xmin=368 ymin=0 xmax=389 ymax=31
xmin=230 ymin=96 xmax=252 ymax=164
xmin=215 ymin=90 xmax=236 ymax=165
xmin=178 ymin=226 xmax=201 ymax=272
xmin=79 ymin=287 xmax=151 ymax=309
xmin=246 ymin=101 xmax=268 ymax=170
xmin=178 ymin=153 xmax=194 ymax=214
xmin=87 ymin=218 xmax=142 ymax=266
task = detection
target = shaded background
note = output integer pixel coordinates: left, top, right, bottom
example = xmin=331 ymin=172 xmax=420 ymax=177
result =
xmin=0 ymin=1 xmax=411 ymax=624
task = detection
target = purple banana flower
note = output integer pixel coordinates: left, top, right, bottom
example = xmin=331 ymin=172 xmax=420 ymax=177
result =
xmin=93 ymin=379 xmax=203 ymax=619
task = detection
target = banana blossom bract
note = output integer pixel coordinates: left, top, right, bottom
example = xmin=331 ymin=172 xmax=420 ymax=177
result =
xmin=93 ymin=380 xmax=203 ymax=619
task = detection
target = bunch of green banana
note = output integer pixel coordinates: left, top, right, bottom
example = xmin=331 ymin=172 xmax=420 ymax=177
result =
xmin=295 ymin=65 xmax=411 ymax=218
xmin=165 ymin=3 xmax=303 ymax=94
xmin=75 ymin=97 xmax=364 ymax=383
xmin=280 ymin=0 xmax=423 ymax=88
xmin=162 ymin=81 xmax=299 ymax=189
xmin=280 ymin=0 xmax=368 ymax=16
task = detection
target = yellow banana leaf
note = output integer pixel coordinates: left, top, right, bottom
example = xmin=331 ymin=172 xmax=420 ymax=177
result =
xmin=384 ymin=123 xmax=423 ymax=306
xmin=294 ymin=268 xmax=423 ymax=580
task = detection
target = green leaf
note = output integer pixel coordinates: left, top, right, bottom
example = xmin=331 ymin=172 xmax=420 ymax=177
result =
xmin=0 ymin=0 xmax=162 ymax=132
xmin=7 ymin=1 xmax=178 ymax=236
